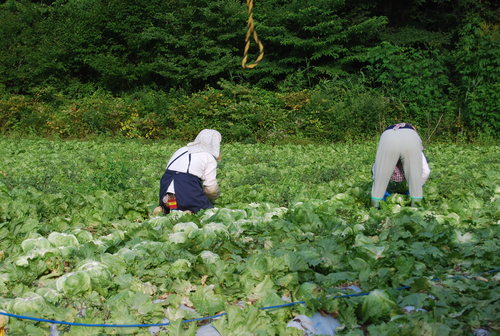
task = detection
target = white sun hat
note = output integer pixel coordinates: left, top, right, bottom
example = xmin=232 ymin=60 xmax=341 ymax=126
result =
xmin=186 ymin=129 xmax=221 ymax=158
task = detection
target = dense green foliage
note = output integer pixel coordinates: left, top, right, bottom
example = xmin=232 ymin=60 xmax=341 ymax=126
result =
xmin=0 ymin=0 xmax=498 ymax=139
xmin=0 ymin=79 xmax=495 ymax=143
xmin=0 ymin=138 xmax=499 ymax=335
xmin=0 ymin=80 xmax=410 ymax=142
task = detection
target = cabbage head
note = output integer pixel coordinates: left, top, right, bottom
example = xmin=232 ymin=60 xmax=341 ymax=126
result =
xmin=99 ymin=230 xmax=125 ymax=247
xmin=9 ymin=293 xmax=48 ymax=315
xmin=48 ymin=232 xmax=80 ymax=247
xmin=173 ymin=222 xmax=199 ymax=234
xmin=202 ymin=222 xmax=229 ymax=238
xmin=169 ymin=231 xmax=188 ymax=244
xmin=101 ymin=253 xmax=127 ymax=276
xmin=21 ymin=237 xmax=51 ymax=253
xmin=56 ymin=271 xmax=91 ymax=295
xmin=15 ymin=247 xmax=58 ymax=267
xmin=294 ymin=282 xmax=322 ymax=302
xmin=168 ymin=259 xmax=192 ymax=278
xmin=361 ymin=289 xmax=397 ymax=322
xmin=36 ymin=288 xmax=62 ymax=304
xmin=77 ymin=261 xmax=112 ymax=289
xmin=72 ymin=229 xmax=94 ymax=244
xmin=130 ymin=280 xmax=157 ymax=296
xmin=200 ymin=251 xmax=219 ymax=264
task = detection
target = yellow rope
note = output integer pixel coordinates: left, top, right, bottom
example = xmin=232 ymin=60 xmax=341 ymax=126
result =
xmin=242 ymin=0 xmax=264 ymax=69
xmin=0 ymin=327 xmax=5 ymax=336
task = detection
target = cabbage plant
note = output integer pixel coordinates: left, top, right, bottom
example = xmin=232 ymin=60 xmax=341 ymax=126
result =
xmin=48 ymin=232 xmax=80 ymax=247
xmin=56 ymin=271 xmax=91 ymax=296
xmin=76 ymin=261 xmax=112 ymax=293
xmin=20 ymin=237 xmax=51 ymax=253
xmin=361 ymin=289 xmax=397 ymax=322
xmin=9 ymin=293 xmax=48 ymax=315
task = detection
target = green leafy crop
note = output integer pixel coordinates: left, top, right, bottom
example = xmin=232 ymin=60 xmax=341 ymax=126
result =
xmin=0 ymin=138 xmax=498 ymax=335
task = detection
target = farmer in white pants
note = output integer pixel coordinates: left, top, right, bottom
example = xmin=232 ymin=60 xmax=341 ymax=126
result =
xmin=371 ymin=123 xmax=430 ymax=208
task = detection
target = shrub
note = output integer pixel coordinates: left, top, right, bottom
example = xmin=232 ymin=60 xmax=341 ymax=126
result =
xmin=0 ymin=77 xmax=496 ymax=142
xmin=454 ymin=20 xmax=500 ymax=137
xmin=0 ymin=95 xmax=48 ymax=135
xmin=295 ymin=79 xmax=393 ymax=141
xmin=358 ymin=42 xmax=457 ymax=137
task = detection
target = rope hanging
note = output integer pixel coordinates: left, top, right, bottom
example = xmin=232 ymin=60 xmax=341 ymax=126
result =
xmin=242 ymin=0 xmax=264 ymax=69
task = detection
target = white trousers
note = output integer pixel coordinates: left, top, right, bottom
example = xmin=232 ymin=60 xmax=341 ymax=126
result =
xmin=371 ymin=129 xmax=424 ymax=200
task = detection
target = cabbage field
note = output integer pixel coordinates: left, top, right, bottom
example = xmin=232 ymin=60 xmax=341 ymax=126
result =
xmin=0 ymin=138 xmax=498 ymax=336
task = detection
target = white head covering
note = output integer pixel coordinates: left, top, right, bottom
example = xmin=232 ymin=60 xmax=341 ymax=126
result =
xmin=186 ymin=129 xmax=221 ymax=158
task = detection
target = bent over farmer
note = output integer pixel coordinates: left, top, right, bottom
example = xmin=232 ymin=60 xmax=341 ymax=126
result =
xmin=371 ymin=123 xmax=430 ymax=208
xmin=154 ymin=129 xmax=221 ymax=215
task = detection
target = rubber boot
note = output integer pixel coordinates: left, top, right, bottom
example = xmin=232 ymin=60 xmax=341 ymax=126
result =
xmin=371 ymin=199 xmax=380 ymax=208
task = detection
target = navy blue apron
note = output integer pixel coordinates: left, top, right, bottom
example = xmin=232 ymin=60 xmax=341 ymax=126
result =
xmin=159 ymin=151 xmax=213 ymax=213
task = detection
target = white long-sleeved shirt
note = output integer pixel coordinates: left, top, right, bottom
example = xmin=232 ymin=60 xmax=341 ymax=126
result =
xmin=166 ymin=147 xmax=219 ymax=194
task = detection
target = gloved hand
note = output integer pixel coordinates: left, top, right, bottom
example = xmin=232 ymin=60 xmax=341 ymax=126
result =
xmin=204 ymin=185 xmax=220 ymax=201
xmin=152 ymin=206 xmax=163 ymax=215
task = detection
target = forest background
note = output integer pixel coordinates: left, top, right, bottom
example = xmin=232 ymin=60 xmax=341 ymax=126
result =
xmin=0 ymin=0 xmax=498 ymax=143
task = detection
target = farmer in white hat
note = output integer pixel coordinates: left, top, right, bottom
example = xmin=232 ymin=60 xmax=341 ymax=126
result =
xmin=371 ymin=123 xmax=430 ymax=208
xmin=154 ymin=129 xmax=221 ymax=214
